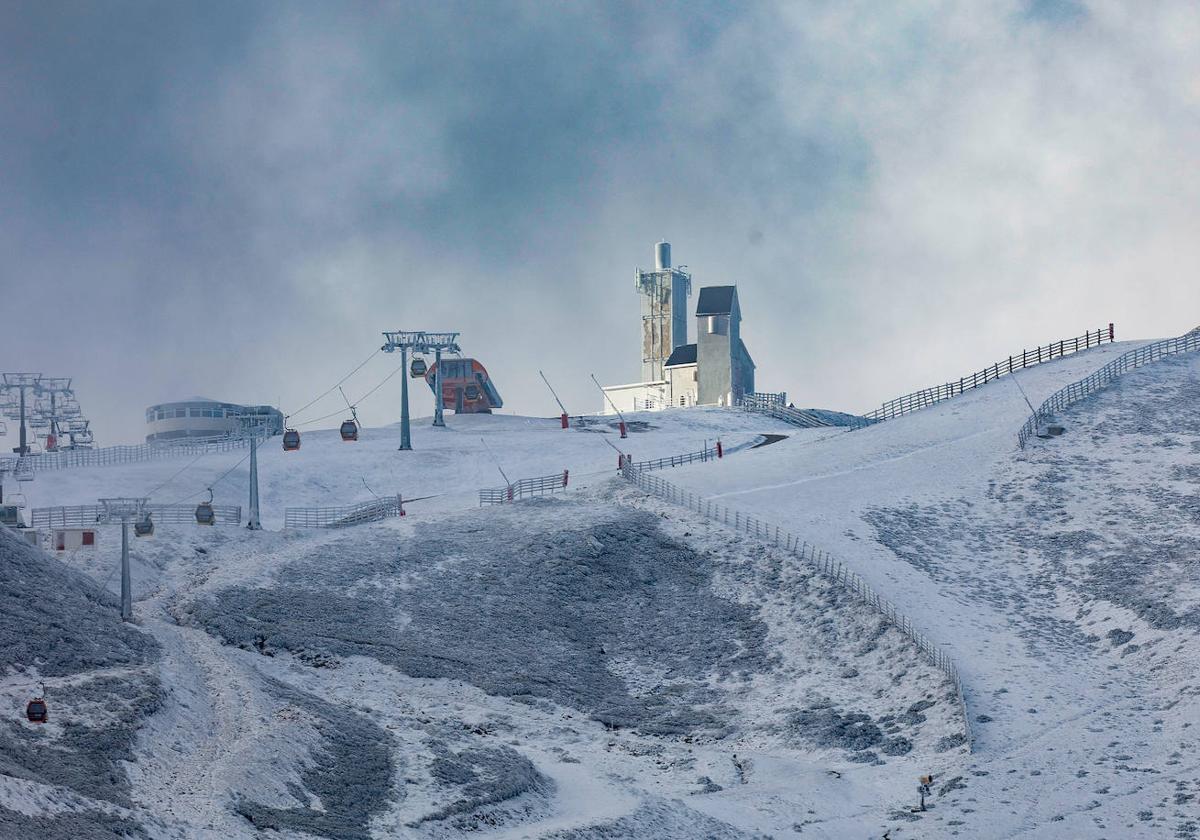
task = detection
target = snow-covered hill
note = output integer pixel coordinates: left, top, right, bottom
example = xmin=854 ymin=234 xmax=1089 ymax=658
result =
xmin=4 ymin=340 xmax=1199 ymax=838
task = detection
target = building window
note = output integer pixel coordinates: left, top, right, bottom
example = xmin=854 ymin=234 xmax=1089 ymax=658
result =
xmin=707 ymin=315 xmax=728 ymax=335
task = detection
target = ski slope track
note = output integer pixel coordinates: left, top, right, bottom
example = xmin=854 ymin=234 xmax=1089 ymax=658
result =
xmin=2 ymin=345 xmax=1198 ymax=838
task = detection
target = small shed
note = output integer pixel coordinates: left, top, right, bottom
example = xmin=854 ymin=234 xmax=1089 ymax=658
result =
xmin=52 ymin=528 xmax=97 ymax=551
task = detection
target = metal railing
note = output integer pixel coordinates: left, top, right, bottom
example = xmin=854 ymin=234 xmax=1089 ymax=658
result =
xmin=630 ymin=445 xmax=720 ymax=472
xmin=284 ymin=495 xmax=406 ymax=529
xmin=21 ymin=434 xmax=259 ymax=473
xmin=1017 ymin=329 xmax=1200 ymax=448
xmin=31 ymin=503 xmax=243 ymax=528
xmin=479 ymin=471 xmax=570 ymax=505
xmin=742 ymin=393 xmax=837 ymax=429
xmin=620 ymin=459 xmax=972 ymax=752
xmin=863 ymin=325 xmax=1115 ymax=424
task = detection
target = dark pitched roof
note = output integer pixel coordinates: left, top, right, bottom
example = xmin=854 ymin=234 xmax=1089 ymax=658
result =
xmin=695 ymin=285 xmax=737 ymax=315
xmin=665 ymin=343 xmax=697 ymax=367
xmin=739 ymin=339 xmax=755 ymax=368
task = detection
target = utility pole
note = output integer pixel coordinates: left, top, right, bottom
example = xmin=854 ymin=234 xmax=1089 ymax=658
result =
xmin=99 ymin=498 xmax=148 ymax=622
xmin=381 ymin=331 xmax=461 ymax=450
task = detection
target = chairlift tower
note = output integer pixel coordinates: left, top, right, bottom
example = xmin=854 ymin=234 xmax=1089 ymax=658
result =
xmin=381 ymin=331 xmax=461 ymax=451
xmin=34 ymin=378 xmax=74 ymax=450
xmin=1 ymin=374 xmax=42 ymax=455
xmin=234 ymin=414 xmax=268 ymax=530
xmin=98 ymin=498 xmax=149 ymax=622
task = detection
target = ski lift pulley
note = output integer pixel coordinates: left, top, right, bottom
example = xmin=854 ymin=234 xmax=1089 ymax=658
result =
xmin=282 ymin=428 xmax=301 ymax=451
xmin=195 ymin=489 xmax=215 ymax=526
xmin=410 ymin=357 xmax=428 ymax=378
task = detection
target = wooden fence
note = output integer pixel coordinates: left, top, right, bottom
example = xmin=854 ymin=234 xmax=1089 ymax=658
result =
xmin=620 ymin=458 xmax=973 ymax=752
xmin=479 ymin=471 xmax=570 ymax=505
xmin=863 ymin=324 xmax=1115 ymax=423
xmin=741 ymin=393 xmax=837 ymax=429
xmin=284 ymin=495 xmax=406 ymax=528
xmin=31 ymin=502 xmax=243 ymax=528
xmin=21 ymin=434 xmax=258 ymax=473
xmin=630 ymin=444 xmax=720 ymax=471
xmin=1018 ymin=328 xmax=1200 ymax=448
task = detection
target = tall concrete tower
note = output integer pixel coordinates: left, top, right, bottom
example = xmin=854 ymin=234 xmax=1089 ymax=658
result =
xmin=635 ymin=241 xmax=692 ymax=383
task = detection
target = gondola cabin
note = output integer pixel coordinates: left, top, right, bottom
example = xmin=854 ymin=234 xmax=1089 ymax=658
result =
xmin=424 ymin=358 xmax=503 ymax=414
xmin=339 ymin=419 xmax=359 ymax=442
xmin=195 ymin=502 xmax=215 ymax=526
xmin=410 ymin=357 xmax=428 ymax=378
xmin=26 ymin=697 xmax=47 ymax=724
xmin=282 ymin=429 xmax=301 ymax=451
xmin=134 ymin=515 xmax=154 ymax=537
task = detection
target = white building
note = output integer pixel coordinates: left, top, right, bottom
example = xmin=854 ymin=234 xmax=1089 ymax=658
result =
xmin=145 ymin=398 xmax=283 ymax=444
xmin=601 ymin=243 xmax=753 ymax=414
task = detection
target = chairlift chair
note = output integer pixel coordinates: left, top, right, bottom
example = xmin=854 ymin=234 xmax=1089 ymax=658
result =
xmin=410 ymin=357 xmax=428 ymax=378
xmin=195 ymin=489 xmax=216 ymax=526
xmin=282 ymin=428 xmax=301 ymax=451
xmin=339 ymin=419 xmax=359 ymax=442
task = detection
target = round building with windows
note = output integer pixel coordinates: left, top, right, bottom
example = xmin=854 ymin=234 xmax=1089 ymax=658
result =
xmin=144 ymin=398 xmax=284 ymax=443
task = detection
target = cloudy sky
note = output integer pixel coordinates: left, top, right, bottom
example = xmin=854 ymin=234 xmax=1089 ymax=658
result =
xmin=1 ymin=0 xmax=1198 ymax=444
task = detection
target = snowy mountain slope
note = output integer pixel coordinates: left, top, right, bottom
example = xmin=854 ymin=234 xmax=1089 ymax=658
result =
xmin=8 ymin=339 xmax=1198 ymax=838
xmin=0 ymin=527 xmax=162 ymax=840
xmin=665 ymin=340 xmax=1200 ymax=838
xmin=5 ymin=406 xmax=964 ymax=838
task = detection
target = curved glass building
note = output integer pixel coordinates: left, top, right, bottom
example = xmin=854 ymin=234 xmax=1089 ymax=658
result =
xmin=144 ymin=398 xmax=283 ymax=443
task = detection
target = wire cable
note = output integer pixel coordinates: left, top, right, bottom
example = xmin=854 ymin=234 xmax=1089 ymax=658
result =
xmin=293 ymin=362 xmax=405 ymax=428
xmin=165 ymin=449 xmax=253 ymax=506
xmin=286 ymin=348 xmax=381 ymax=422
xmin=143 ymin=449 xmax=210 ymax=499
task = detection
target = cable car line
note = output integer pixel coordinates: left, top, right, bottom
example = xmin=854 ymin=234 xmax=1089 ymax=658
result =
xmin=291 ymin=362 xmax=404 ymax=429
xmin=285 ymin=348 xmax=381 ymax=423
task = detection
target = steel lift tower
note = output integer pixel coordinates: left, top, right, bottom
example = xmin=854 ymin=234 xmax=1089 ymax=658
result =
xmin=381 ymin=331 xmax=461 ymax=451
xmin=1 ymin=374 xmax=42 ymax=455
xmin=235 ymin=413 xmax=271 ymax=530
xmin=98 ymin=497 xmax=149 ymax=622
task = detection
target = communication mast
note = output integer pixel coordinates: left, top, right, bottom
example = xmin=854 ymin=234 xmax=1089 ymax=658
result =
xmin=635 ymin=241 xmax=691 ymax=383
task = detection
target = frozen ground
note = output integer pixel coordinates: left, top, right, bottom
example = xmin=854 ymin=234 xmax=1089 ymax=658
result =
xmin=14 ymin=407 xmax=809 ymax=528
xmin=3 ymin=405 xmax=960 ymax=838
xmin=667 ymin=341 xmax=1200 ymax=838
xmin=4 ymin=341 xmax=1199 ymax=837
